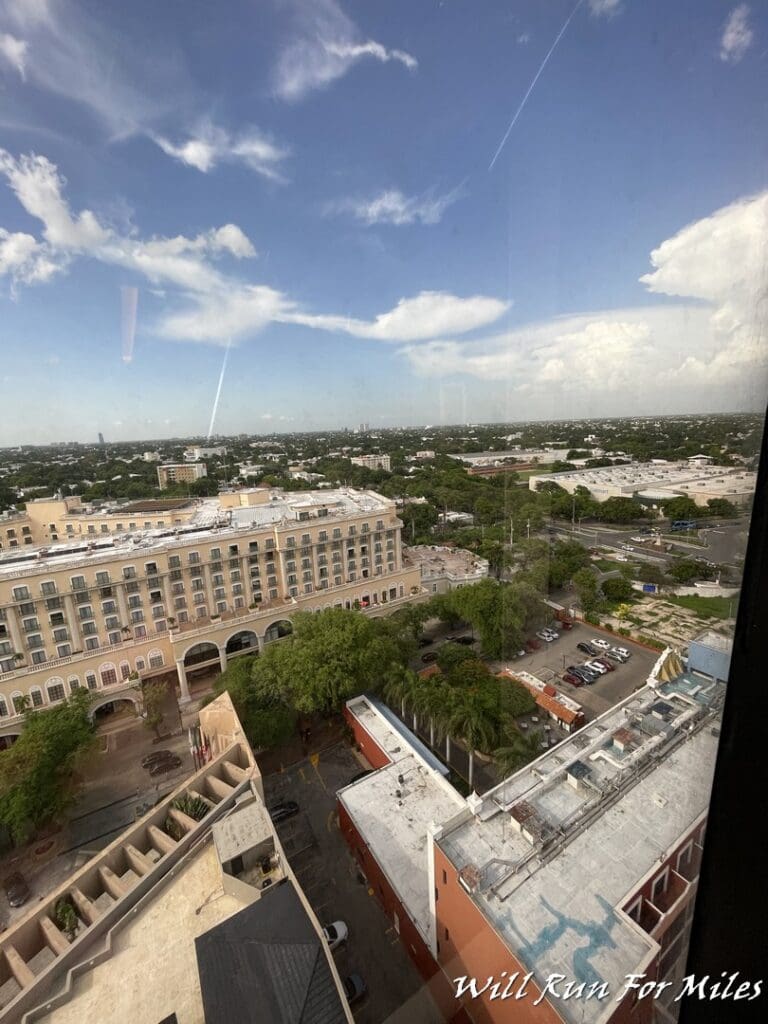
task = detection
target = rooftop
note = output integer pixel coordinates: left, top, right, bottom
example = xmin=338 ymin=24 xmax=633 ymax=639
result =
xmin=691 ymin=630 xmax=733 ymax=654
xmin=402 ymin=545 xmax=489 ymax=581
xmin=338 ymin=697 xmax=465 ymax=950
xmin=0 ymin=488 xmax=395 ymax=581
xmin=436 ymin=668 xmax=724 ymax=1024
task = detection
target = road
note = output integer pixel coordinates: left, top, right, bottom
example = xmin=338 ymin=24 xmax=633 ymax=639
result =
xmin=549 ymin=518 xmax=749 ymax=568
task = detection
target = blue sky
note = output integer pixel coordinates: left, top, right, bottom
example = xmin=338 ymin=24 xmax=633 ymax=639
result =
xmin=1 ymin=0 xmax=767 ymax=444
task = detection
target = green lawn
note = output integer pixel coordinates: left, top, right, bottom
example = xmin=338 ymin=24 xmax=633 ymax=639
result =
xmin=662 ymin=594 xmax=738 ymax=620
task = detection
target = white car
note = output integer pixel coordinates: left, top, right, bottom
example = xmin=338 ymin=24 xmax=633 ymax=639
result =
xmin=614 ymin=647 xmax=631 ymax=659
xmin=585 ymin=660 xmax=608 ymax=675
xmin=322 ymin=921 xmax=348 ymax=951
xmin=615 ymin=554 xmax=628 ymax=562
xmin=591 ymin=638 xmax=611 ymax=650
xmin=621 ymin=544 xmax=634 ymax=551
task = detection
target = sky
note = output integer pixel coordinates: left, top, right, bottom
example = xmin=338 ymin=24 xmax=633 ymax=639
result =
xmin=0 ymin=0 xmax=767 ymax=444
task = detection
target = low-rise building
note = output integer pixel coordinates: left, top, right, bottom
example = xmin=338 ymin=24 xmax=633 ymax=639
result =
xmin=340 ymin=651 xmax=723 ymax=1024
xmin=350 ymin=454 xmax=391 ymax=472
xmin=184 ymin=445 xmax=227 ymax=461
xmin=403 ymin=545 xmax=489 ymax=594
xmin=528 ymin=462 xmax=756 ymax=506
xmin=157 ymin=463 xmax=208 ymax=489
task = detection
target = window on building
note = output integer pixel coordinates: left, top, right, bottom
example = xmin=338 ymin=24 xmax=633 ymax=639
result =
xmin=85 ymin=637 xmax=99 ymax=651
xmin=85 ymin=672 xmax=98 ymax=690
xmin=31 ymin=650 xmax=47 ymax=665
xmin=101 ymin=665 xmax=118 ymax=686
xmin=29 ymin=688 xmax=44 ymax=707
xmin=47 ymin=682 xmax=66 ymax=702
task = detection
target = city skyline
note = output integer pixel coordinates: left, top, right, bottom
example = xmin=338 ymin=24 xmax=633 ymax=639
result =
xmin=1 ymin=1 xmax=767 ymax=444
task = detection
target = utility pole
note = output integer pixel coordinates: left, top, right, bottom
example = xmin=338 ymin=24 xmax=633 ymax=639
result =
xmin=526 ymin=518 xmax=530 ymax=540
xmin=571 ymin=495 xmax=576 ymax=533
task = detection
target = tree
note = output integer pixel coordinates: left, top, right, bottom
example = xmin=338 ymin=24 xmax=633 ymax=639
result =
xmin=210 ymin=654 xmax=296 ymax=750
xmin=706 ymin=498 xmax=736 ymax=518
xmin=141 ymin=680 xmax=167 ymax=739
xmin=494 ymin=728 xmax=543 ymax=778
xmin=248 ymin=608 xmax=410 ymax=716
xmin=663 ymin=496 xmax=700 ymax=522
xmin=572 ymin=567 xmax=599 ymax=612
xmin=436 ymin=643 xmax=478 ymax=673
xmin=668 ymin=558 xmax=715 ymax=584
xmin=596 ymin=497 xmax=645 ymax=524
xmin=0 ymin=690 xmax=95 ymax=842
xmin=601 ymin=576 xmax=633 ymax=603
xmin=446 ymin=690 xmax=498 ymax=790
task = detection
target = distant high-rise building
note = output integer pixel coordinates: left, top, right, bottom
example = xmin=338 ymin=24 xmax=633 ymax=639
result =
xmin=98 ymin=432 xmax=105 ymax=445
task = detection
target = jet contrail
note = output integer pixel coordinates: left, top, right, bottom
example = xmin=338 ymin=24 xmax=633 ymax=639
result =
xmin=489 ymin=0 xmax=585 ymax=171
xmin=120 ymin=285 xmax=138 ymax=363
xmin=207 ymin=338 xmax=231 ymax=440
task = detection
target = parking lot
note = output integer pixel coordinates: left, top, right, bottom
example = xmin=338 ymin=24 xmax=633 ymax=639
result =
xmin=502 ymin=620 xmax=658 ymax=720
xmin=264 ymin=743 xmax=442 ymax=1024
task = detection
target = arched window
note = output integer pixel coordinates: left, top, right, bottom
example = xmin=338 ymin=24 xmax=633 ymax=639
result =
xmin=11 ymin=691 xmax=25 ymax=714
xmin=100 ymin=662 xmax=118 ymax=686
xmin=119 ymin=660 xmax=131 ymax=681
xmin=148 ymin=649 xmax=164 ymax=669
xmin=68 ymin=675 xmax=80 ymax=693
xmin=46 ymin=676 xmax=66 ymax=703
xmin=0 ymin=695 xmax=7 ymax=718
xmin=135 ymin=657 xmax=146 ymax=671
xmin=29 ymin=686 xmax=44 ymax=708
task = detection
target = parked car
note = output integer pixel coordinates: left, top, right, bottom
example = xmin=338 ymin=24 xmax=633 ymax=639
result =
xmin=576 ymin=665 xmax=600 ymax=683
xmin=585 ymin=660 xmax=608 ymax=675
xmin=590 ymin=638 xmax=611 ymax=650
xmin=605 ymin=649 xmax=626 ymax=663
xmin=594 ymin=657 xmax=615 ymax=672
xmin=269 ymin=801 xmax=299 ymax=824
xmin=421 ymin=651 xmax=438 ymax=663
xmin=536 ymin=630 xmax=552 ymax=642
xmin=615 ymin=554 xmax=629 ymax=562
xmin=4 ymin=872 xmax=30 ymax=909
xmin=453 ymin=635 xmax=476 ymax=646
xmin=614 ymin=647 xmax=631 ymax=659
xmin=149 ymin=756 xmax=182 ymax=777
xmin=141 ymin=750 xmax=174 ymax=769
xmin=562 ymin=671 xmax=583 ymax=687
xmin=543 ymin=628 xmax=560 ymax=640
xmin=621 ymin=544 xmax=634 ymax=551
xmin=559 ymin=620 xmax=574 ymax=631
xmin=525 ymin=638 xmax=541 ymax=651
xmin=322 ymin=921 xmax=348 ymax=951
xmin=343 ymin=974 xmax=367 ymax=1005
xmin=577 ymin=641 xmax=598 ymax=655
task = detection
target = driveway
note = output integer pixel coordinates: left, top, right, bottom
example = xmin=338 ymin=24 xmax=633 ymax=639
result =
xmin=263 ymin=743 xmax=442 ymax=1024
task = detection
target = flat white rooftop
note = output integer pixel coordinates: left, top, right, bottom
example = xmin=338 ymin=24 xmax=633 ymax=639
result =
xmin=437 ymin=675 xmax=723 ymax=1024
xmin=0 ymin=489 xmax=394 ymax=580
xmin=403 ymin=545 xmax=489 ymax=579
xmin=339 ymin=697 xmax=465 ymax=951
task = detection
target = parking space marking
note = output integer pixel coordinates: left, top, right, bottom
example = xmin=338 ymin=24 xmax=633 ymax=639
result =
xmin=326 ymin=810 xmax=337 ymax=833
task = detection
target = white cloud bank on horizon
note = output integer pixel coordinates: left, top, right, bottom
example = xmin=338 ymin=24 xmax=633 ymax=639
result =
xmin=399 ymin=190 xmax=768 ymax=409
xmin=272 ymin=0 xmax=417 ymax=101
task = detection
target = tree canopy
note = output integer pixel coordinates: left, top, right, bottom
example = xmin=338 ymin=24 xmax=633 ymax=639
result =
xmin=0 ymin=690 xmax=95 ymax=842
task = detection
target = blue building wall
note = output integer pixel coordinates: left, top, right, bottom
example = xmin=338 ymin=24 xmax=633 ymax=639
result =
xmin=687 ymin=639 xmax=732 ymax=682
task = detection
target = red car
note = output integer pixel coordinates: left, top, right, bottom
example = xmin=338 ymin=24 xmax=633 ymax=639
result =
xmin=525 ymin=638 xmax=541 ymax=651
xmin=558 ymin=620 xmax=574 ymax=631
xmin=562 ymin=672 xmax=584 ymax=687
xmin=594 ymin=657 xmax=615 ymax=672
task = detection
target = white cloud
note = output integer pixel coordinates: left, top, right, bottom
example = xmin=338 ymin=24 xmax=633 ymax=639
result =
xmin=588 ymin=0 xmax=622 ymax=17
xmin=289 ymin=291 xmax=510 ymax=342
xmin=0 ymin=31 xmax=27 ymax=77
xmin=153 ymin=123 xmax=288 ymax=181
xmin=517 ymin=33 xmax=531 ymax=45
xmin=399 ymin=191 xmax=768 ymax=411
xmin=273 ymin=0 xmax=417 ymax=101
xmin=720 ymin=5 xmax=753 ymax=63
xmin=329 ymin=186 xmax=464 ymax=227
xmin=0 ymin=147 xmax=508 ymax=348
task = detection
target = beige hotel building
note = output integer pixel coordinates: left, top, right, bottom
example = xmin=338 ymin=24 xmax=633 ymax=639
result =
xmin=0 ymin=487 xmax=423 ymax=744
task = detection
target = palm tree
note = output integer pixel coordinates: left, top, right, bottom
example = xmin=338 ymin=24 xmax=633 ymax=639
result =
xmin=493 ymin=727 xmax=544 ymax=780
xmin=446 ymin=691 xmax=498 ymax=790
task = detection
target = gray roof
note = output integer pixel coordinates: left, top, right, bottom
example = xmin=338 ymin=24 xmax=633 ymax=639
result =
xmin=195 ymin=880 xmax=347 ymax=1024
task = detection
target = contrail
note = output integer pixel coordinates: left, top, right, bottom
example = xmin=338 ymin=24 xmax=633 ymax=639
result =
xmin=489 ymin=0 xmax=585 ymax=171
xmin=120 ymin=285 xmax=138 ymax=363
xmin=207 ymin=338 xmax=231 ymax=440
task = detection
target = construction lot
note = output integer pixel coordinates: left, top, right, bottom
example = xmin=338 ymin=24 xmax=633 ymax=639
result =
xmin=502 ymin=620 xmax=659 ymax=720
